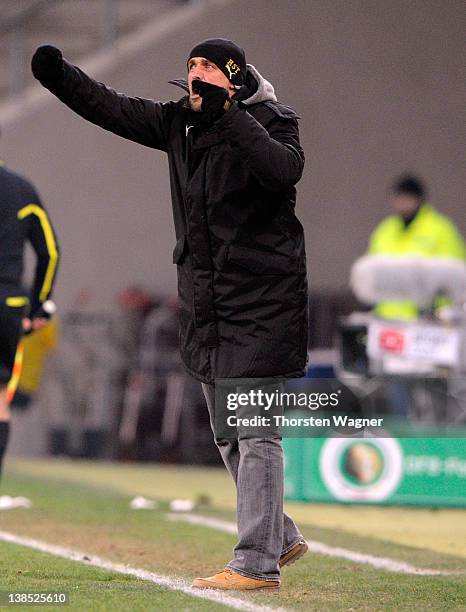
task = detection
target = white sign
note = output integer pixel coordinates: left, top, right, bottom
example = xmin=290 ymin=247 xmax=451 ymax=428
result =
xmin=367 ymin=321 xmax=461 ymax=368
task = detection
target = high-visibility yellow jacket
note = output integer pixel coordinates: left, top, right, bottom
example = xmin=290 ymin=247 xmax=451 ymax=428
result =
xmin=368 ymin=204 xmax=466 ymax=320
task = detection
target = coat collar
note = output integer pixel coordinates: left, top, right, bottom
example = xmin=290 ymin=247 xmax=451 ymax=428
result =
xmin=168 ymin=66 xmax=277 ymax=149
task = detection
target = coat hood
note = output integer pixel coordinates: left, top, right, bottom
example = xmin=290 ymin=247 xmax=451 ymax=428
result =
xmin=237 ymin=64 xmax=277 ymax=105
xmin=169 ymin=64 xmax=277 ymax=106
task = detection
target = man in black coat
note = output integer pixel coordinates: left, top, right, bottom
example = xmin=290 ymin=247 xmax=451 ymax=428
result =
xmin=32 ymin=38 xmax=308 ymax=590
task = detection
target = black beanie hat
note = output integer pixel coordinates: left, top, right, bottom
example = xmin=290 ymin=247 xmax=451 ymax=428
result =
xmin=187 ymin=38 xmax=246 ymax=87
xmin=392 ymin=174 xmax=426 ymax=200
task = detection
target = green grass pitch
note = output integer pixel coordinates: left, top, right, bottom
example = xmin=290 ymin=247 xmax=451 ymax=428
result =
xmin=0 ymin=459 xmax=464 ymax=611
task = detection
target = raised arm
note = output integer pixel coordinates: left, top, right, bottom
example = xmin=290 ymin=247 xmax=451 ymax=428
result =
xmin=31 ymin=45 xmax=174 ymax=151
xmin=219 ymin=104 xmax=304 ymax=191
xmin=191 ymin=79 xmax=304 ymax=191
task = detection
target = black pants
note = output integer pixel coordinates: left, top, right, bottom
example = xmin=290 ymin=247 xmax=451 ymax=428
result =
xmin=0 ymin=305 xmax=23 ymax=385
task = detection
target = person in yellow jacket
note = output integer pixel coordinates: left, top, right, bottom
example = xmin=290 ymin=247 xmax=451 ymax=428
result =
xmin=368 ymin=174 xmax=466 ymax=320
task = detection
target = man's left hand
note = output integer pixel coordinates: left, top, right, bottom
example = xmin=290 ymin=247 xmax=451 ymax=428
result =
xmin=192 ymin=80 xmax=232 ymax=119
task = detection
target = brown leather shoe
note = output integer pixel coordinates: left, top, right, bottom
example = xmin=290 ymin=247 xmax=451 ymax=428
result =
xmin=191 ymin=568 xmax=280 ymax=591
xmin=279 ymin=540 xmax=309 ymax=567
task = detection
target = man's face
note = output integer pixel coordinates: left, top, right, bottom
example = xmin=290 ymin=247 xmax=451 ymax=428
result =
xmin=187 ymin=57 xmax=234 ymax=111
xmin=391 ymin=193 xmax=421 ymax=219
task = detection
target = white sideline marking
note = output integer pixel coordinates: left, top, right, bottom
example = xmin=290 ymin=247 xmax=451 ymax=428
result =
xmin=166 ymin=513 xmax=459 ymax=576
xmin=0 ymin=531 xmax=286 ymax=612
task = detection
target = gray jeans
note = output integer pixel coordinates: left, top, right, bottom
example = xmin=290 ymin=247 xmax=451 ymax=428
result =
xmin=202 ymin=382 xmax=303 ymax=581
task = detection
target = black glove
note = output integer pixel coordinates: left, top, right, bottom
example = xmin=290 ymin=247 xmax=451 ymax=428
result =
xmin=192 ymin=79 xmax=232 ymax=121
xmin=31 ymin=45 xmax=64 ymax=84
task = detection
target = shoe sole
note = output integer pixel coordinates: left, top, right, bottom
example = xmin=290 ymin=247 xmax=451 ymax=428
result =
xmin=192 ymin=583 xmax=280 ymax=591
xmin=279 ymin=541 xmax=309 ymax=568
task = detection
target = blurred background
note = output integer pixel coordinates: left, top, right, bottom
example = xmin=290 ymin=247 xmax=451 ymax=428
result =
xmin=1 ymin=0 xmax=465 ymax=509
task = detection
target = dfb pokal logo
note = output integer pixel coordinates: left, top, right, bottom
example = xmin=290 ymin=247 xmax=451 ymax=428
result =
xmin=319 ymin=437 xmax=403 ymax=502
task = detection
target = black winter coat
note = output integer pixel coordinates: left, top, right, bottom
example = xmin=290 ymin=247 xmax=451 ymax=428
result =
xmin=38 ymin=61 xmax=308 ymax=383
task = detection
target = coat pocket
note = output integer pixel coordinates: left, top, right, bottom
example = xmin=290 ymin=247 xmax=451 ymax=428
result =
xmin=227 ymin=243 xmax=292 ymax=275
xmin=172 ymin=234 xmax=188 ymax=265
